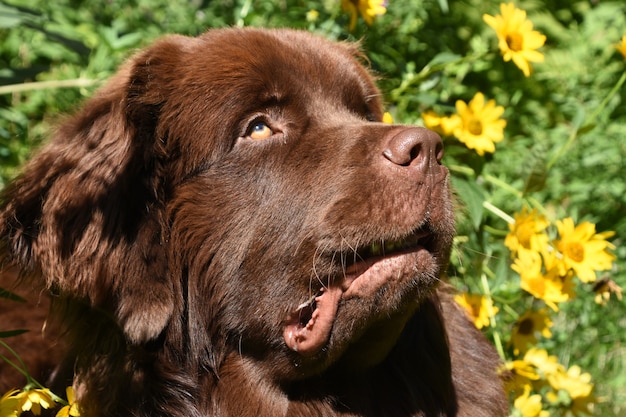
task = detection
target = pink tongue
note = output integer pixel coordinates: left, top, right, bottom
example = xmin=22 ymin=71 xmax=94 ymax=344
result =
xmin=283 ymin=286 xmax=343 ymax=356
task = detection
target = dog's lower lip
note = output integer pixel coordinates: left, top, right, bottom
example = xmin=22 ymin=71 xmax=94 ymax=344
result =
xmin=343 ymin=230 xmax=433 ymax=274
xmin=343 ymin=246 xmax=423 ymax=276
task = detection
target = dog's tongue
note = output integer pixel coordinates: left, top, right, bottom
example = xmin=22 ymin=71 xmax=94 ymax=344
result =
xmin=283 ymin=286 xmax=343 ymax=356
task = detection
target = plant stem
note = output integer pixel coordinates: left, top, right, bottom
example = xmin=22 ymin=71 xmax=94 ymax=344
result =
xmin=0 ymin=78 xmax=99 ymax=96
xmin=481 ymin=273 xmax=505 ymax=361
xmin=0 ymin=341 xmax=67 ymax=404
xmin=0 ymin=340 xmax=29 ymax=378
xmin=483 ymin=201 xmax=514 ymax=224
xmin=390 ymin=51 xmax=490 ymax=101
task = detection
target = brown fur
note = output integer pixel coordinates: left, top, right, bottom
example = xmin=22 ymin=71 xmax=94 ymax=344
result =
xmin=0 ymin=28 xmax=507 ymax=416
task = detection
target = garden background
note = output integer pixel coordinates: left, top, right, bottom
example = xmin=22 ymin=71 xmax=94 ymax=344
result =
xmin=0 ymin=0 xmax=624 ymax=416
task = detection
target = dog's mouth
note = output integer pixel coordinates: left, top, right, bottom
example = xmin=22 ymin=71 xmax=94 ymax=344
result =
xmin=283 ymin=227 xmax=437 ymax=356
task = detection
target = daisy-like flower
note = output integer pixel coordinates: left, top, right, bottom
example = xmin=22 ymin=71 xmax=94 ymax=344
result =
xmin=2 ymin=388 xmax=55 ymax=416
xmin=341 ymin=0 xmax=387 ymax=31
xmin=510 ymin=308 xmax=553 ymax=355
xmin=554 ymin=218 xmax=616 ymax=283
xmin=547 ymin=365 xmax=593 ymax=401
xmin=1 ymin=389 xmax=22 ymax=417
xmin=505 ymin=207 xmax=550 ymax=257
xmin=56 ymin=387 xmax=80 ymax=417
xmin=523 ymin=347 xmax=564 ymax=378
xmin=483 ymin=3 xmax=547 ymax=76
xmin=502 ymin=359 xmax=540 ymax=396
xmin=421 ymin=111 xmax=460 ymax=137
xmin=616 ymin=35 xmax=626 ymax=59
xmin=454 ymin=293 xmax=498 ymax=329
xmin=513 ymin=384 xmax=550 ymax=417
xmin=512 ymin=250 xmax=573 ymax=311
xmin=452 ymin=92 xmax=506 ymax=156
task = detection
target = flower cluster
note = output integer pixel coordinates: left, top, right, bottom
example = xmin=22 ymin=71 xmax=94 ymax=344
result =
xmin=452 ymin=208 xmax=614 ymax=416
xmin=505 ymin=348 xmax=596 ymax=416
xmin=438 ymin=5 xmax=622 ymax=415
xmin=499 ymin=209 xmax=617 ymax=415
xmin=0 ymin=387 xmax=79 ymax=417
xmin=506 ymin=208 xmax=617 ymax=312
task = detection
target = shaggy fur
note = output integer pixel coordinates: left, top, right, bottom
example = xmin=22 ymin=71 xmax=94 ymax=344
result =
xmin=0 ymin=28 xmax=507 ymax=416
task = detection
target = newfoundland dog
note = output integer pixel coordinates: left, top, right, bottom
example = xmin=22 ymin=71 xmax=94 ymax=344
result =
xmin=0 ymin=28 xmax=507 ymax=416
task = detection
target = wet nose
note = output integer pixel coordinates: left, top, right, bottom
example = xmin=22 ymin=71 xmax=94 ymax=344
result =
xmin=382 ymin=127 xmax=444 ymax=168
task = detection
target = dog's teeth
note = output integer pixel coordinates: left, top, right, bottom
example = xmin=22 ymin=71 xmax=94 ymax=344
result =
xmin=297 ymin=295 xmax=316 ymax=311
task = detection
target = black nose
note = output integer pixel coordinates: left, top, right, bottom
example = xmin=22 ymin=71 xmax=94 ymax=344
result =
xmin=382 ymin=127 xmax=444 ymax=168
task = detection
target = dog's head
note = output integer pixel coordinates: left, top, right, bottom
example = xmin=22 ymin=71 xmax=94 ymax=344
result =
xmin=0 ymin=28 xmax=454 ymax=381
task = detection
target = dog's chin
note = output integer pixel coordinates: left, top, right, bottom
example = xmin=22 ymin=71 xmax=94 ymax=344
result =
xmin=282 ymin=230 xmax=445 ymax=375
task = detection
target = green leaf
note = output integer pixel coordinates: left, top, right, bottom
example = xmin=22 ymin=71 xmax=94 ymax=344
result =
xmin=0 ymin=3 xmax=35 ymax=29
xmin=436 ymin=0 xmax=449 ymax=14
xmin=0 ymin=287 xmax=26 ymax=303
xmin=425 ymin=52 xmax=462 ymax=69
xmin=0 ymin=329 xmax=28 ymax=338
xmin=451 ymin=176 xmax=485 ymax=230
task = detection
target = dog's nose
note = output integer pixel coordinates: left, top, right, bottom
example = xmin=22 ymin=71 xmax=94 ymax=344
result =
xmin=382 ymin=127 xmax=444 ymax=168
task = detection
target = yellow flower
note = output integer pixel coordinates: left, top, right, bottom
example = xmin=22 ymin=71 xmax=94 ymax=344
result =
xmin=483 ymin=3 xmax=546 ymax=76
xmin=513 ymin=384 xmax=550 ymax=417
xmin=512 ymin=249 xmax=573 ymax=311
xmin=452 ymin=92 xmax=506 ymax=156
xmin=545 ymin=364 xmax=596 ymax=415
xmin=421 ymin=111 xmax=460 ymax=136
xmin=454 ymin=293 xmax=498 ymax=329
xmin=548 ymin=365 xmax=593 ymax=400
xmin=15 ymin=388 xmax=54 ymax=416
xmin=616 ymin=35 xmax=626 ymax=59
xmin=555 ymin=218 xmax=616 ymax=283
xmin=341 ymin=0 xmax=387 ymax=31
xmin=56 ymin=387 xmax=80 ymax=417
xmin=1 ymin=390 xmax=22 ymax=417
xmin=382 ymin=112 xmax=394 ymax=124
xmin=502 ymin=359 xmax=540 ymax=396
xmin=306 ymin=10 xmax=319 ymax=23
xmin=505 ymin=207 xmax=550 ymax=257
xmin=510 ymin=309 xmax=553 ymax=355
xmin=523 ymin=347 xmax=564 ymax=378
xmin=593 ymin=278 xmax=623 ymax=305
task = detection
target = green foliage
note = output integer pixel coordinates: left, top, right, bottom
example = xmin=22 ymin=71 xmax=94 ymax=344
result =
xmin=1 ymin=0 xmax=624 ymax=415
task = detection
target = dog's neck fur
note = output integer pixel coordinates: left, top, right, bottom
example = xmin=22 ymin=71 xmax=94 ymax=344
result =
xmin=60 ymin=290 xmax=504 ymax=417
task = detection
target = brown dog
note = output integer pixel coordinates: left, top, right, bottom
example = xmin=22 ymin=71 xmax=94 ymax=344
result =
xmin=0 ymin=28 xmax=507 ymax=416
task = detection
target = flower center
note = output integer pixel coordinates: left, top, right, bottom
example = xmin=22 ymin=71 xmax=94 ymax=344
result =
xmin=505 ymin=32 xmax=524 ymax=52
xmin=565 ymin=242 xmax=585 ymax=263
xmin=468 ymin=117 xmax=483 ymax=135
xmin=518 ymin=318 xmax=534 ymax=335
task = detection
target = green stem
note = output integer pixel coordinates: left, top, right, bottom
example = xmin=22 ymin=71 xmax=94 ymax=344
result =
xmin=0 ymin=78 xmax=99 ymax=95
xmin=448 ymin=164 xmax=476 ymax=177
xmin=390 ymin=51 xmax=490 ymax=101
xmin=483 ymin=201 xmax=514 ymax=224
xmin=483 ymin=174 xmax=522 ymax=198
xmin=0 ymin=340 xmax=67 ymax=404
xmin=0 ymin=340 xmax=29 ymax=379
xmin=481 ymin=273 xmax=505 ymax=361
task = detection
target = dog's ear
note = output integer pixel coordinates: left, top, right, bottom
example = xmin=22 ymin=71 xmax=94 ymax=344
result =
xmin=0 ymin=35 xmax=194 ymax=343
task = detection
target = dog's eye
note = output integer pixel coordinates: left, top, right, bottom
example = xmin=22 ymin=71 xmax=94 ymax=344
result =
xmin=248 ymin=121 xmax=273 ymax=140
